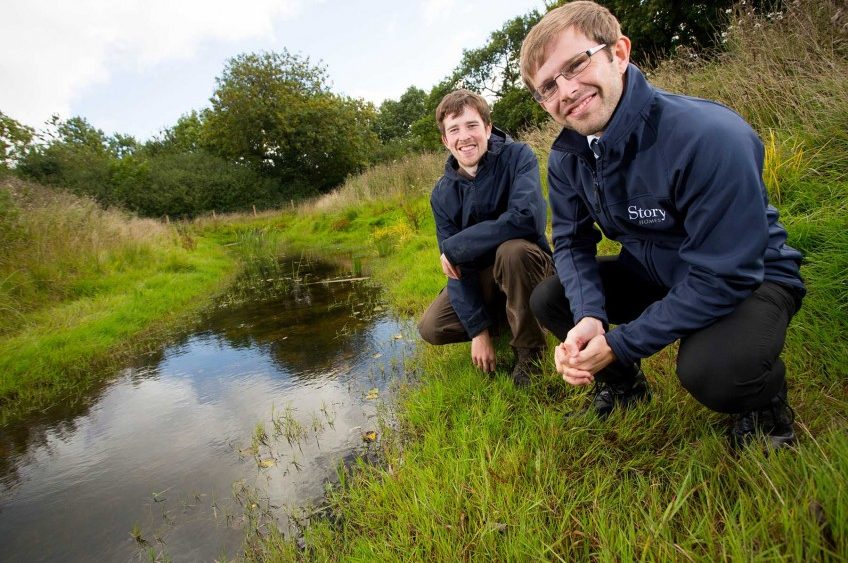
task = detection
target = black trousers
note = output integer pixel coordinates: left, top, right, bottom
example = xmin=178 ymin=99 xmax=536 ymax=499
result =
xmin=529 ymin=255 xmax=801 ymax=414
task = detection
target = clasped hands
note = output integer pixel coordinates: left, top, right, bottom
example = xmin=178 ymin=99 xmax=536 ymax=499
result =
xmin=555 ymin=317 xmax=616 ymax=386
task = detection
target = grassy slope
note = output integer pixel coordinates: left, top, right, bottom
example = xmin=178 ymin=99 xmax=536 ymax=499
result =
xmin=246 ymin=3 xmax=848 ymax=560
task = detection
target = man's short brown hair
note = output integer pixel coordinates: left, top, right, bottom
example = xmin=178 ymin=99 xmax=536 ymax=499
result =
xmin=519 ymin=1 xmax=621 ymax=92
xmin=435 ymin=89 xmax=492 ymax=135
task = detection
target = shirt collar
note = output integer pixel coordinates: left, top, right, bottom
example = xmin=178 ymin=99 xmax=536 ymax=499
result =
xmin=587 ymin=135 xmax=601 ymax=159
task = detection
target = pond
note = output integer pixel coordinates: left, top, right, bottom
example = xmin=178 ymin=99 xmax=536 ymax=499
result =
xmin=0 ymin=255 xmax=415 ymax=562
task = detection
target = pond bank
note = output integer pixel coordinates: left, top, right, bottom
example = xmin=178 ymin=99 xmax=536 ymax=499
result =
xmin=0 ymin=234 xmax=237 ymax=426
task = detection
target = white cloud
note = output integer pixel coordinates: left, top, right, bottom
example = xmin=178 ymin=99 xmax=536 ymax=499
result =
xmin=421 ymin=0 xmax=456 ymax=25
xmin=0 ymin=0 xmax=301 ymax=128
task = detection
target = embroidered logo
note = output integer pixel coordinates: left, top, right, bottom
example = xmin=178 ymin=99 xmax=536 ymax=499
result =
xmin=628 ymin=205 xmax=667 ymax=225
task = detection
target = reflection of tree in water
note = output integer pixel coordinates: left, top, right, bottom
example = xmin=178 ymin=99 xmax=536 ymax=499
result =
xmin=204 ymin=263 xmax=385 ymax=378
xmin=1 ymin=399 xmax=96 ymax=491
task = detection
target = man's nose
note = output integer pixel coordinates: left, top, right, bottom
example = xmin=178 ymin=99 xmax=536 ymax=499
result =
xmin=555 ymin=73 xmax=579 ymax=101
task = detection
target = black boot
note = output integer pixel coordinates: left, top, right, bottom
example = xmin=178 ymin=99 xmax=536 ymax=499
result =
xmin=730 ymin=383 xmax=796 ymax=449
xmin=591 ymin=369 xmax=651 ymax=419
xmin=511 ymin=347 xmax=544 ymax=387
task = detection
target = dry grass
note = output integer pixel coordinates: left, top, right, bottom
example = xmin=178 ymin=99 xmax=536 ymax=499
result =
xmin=306 ymin=151 xmax=445 ymax=213
xmin=0 ymin=176 xmax=181 ymax=332
xmin=650 ymin=0 xmax=848 ymax=164
xmin=4 ymin=177 xmax=174 ymax=259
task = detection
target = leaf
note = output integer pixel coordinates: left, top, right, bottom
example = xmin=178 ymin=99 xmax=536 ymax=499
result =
xmin=258 ymin=458 xmax=276 ymax=468
xmin=372 ymin=353 xmax=382 ymax=359
xmin=392 ymin=334 xmax=403 ymax=340
xmin=365 ymin=388 xmax=379 ymax=400
xmin=362 ymin=431 xmax=378 ymax=443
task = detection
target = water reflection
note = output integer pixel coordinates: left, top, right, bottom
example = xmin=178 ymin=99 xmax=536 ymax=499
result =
xmin=0 ymin=256 xmax=414 ymax=562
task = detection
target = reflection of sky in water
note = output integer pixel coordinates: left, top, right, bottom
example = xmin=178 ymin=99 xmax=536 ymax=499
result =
xmin=0 ymin=262 xmax=415 ymax=563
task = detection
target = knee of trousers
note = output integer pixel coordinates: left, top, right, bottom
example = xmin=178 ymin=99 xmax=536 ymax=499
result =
xmin=494 ymin=239 xmax=538 ymax=271
xmin=677 ymin=353 xmax=780 ymax=414
xmin=529 ymin=280 xmax=563 ymax=331
xmin=417 ymin=318 xmax=439 ymax=345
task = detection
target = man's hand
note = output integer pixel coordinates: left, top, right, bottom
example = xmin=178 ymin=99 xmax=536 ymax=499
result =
xmin=440 ymin=253 xmax=461 ymax=280
xmin=556 ymin=317 xmax=612 ymax=385
xmin=471 ymin=330 xmax=496 ymax=373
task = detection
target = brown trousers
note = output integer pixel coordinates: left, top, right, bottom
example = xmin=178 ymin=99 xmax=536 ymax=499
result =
xmin=417 ymin=239 xmax=552 ymax=350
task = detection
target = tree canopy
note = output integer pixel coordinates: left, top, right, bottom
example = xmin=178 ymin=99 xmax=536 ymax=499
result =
xmin=0 ymin=111 xmax=34 ymax=171
xmin=595 ymin=0 xmax=779 ymax=66
xmin=203 ymin=50 xmax=378 ymax=193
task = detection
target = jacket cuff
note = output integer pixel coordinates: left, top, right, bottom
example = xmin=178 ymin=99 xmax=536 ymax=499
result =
xmin=464 ymin=315 xmax=491 ymax=339
xmin=604 ymin=330 xmax=635 ymax=366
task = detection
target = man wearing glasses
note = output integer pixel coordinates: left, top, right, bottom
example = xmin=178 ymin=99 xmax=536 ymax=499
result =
xmin=418 ymin=89 xmax=552 ymax=386
xmin=519 ymin=1 xmax=805 ymax=448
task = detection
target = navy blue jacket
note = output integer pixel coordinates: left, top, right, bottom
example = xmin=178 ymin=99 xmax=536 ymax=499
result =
xmin=548 ymin=64 xmax=804 ymax=365
xmin=431 ymin=128 xmax=551 ymax=338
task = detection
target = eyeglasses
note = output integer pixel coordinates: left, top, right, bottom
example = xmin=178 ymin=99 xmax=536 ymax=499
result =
xmin=532 ymin=44 xmax=608 ymax=103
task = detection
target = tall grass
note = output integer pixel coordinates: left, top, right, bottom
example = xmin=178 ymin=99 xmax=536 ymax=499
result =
xmin=252 ymin=0 xmax=848 ymax=560
xmin=0 ymin=177 xmax=179 ymax=334
xmin=307 ymin=151 xmax=444 ymax=213
xmin=653 ymin=1 xmax=848 ymax=163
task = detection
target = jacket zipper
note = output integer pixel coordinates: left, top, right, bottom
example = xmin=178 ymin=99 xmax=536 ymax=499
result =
xmin=591 ymin=149 xmax=614 ymax=228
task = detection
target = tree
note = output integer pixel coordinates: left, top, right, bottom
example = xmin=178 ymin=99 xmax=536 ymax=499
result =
xmin=0 ymin=111 xmax=34 ymax=170
xmin=590 ymin=0 xmax=780 ymax=66
xmin=409 ymin=80 xmax=455 ymax=152
xmin=445 ymin=11 xmax=547 ymax=134
xmin=17 ymin=115 xmax=115 ymax=202
xmin=374 ymin=86 xmax=428 ymax=143
xmin=451 ymin=12 xmax=541 ymax=99
xmin=204 ymin=50 xmax=378 ymax=193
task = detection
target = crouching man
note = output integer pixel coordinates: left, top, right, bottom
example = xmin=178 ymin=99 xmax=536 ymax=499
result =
xmin=417 ymin=89 xmax=553 ymax=386
xmin=519 ymin=1 xmax=805 ymax=448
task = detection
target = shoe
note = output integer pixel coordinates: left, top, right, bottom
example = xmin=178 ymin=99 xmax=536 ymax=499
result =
xmin=730 ymin=384 xmax=796 ymax=449
xmin=511 ymin=347 xmax=544 ymax=387
xmin=591 ymin=369 xmax=651 ymax=419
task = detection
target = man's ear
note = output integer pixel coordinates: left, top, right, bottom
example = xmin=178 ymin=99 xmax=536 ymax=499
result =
xmin=441 ymin=134 xmax=449 ymax=149
xmin=613 ymin=35 xmax=631 ymax=72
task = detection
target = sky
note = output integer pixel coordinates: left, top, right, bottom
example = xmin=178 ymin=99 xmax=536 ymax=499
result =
xmin=1 ymin=0 xmax=546 ymax=141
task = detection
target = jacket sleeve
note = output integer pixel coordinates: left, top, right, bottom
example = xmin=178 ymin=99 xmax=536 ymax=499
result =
xmin=548 ymin=150 xmax=607 ymax=326
xmin=430 ymin=184 xmax=491 ymax=338
xmin=441 ymin=144 xmax=547 ymax=266
xmin=605 ymin=123 xmax=769 ymax=365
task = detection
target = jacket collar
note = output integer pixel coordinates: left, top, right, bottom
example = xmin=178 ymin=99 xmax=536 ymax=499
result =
xmin=443 ymin=126 xmax=511 ymax=180
xmin=551 ymin=64 xmax=654 ymax=156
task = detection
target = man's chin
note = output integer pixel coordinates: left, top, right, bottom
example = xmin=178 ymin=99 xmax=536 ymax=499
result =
xmin=458 ymin=157 xmax=483 ymax=168
xmin=561 ymin=117 xmax=602 ymax=137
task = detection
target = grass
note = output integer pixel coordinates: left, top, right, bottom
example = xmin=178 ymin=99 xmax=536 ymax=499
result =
xmin=234 ymin=1 xmax=847 ymax=560
xmin=0 ymin=177 xmax=238 ymax=424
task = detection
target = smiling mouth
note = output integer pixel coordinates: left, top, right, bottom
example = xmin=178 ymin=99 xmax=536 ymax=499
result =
xmin=567 ymin=93 xmax=596 ymax=116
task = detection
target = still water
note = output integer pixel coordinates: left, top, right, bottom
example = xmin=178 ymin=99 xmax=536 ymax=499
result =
xmin=0 ymin=256 xmax=415 ymax=562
